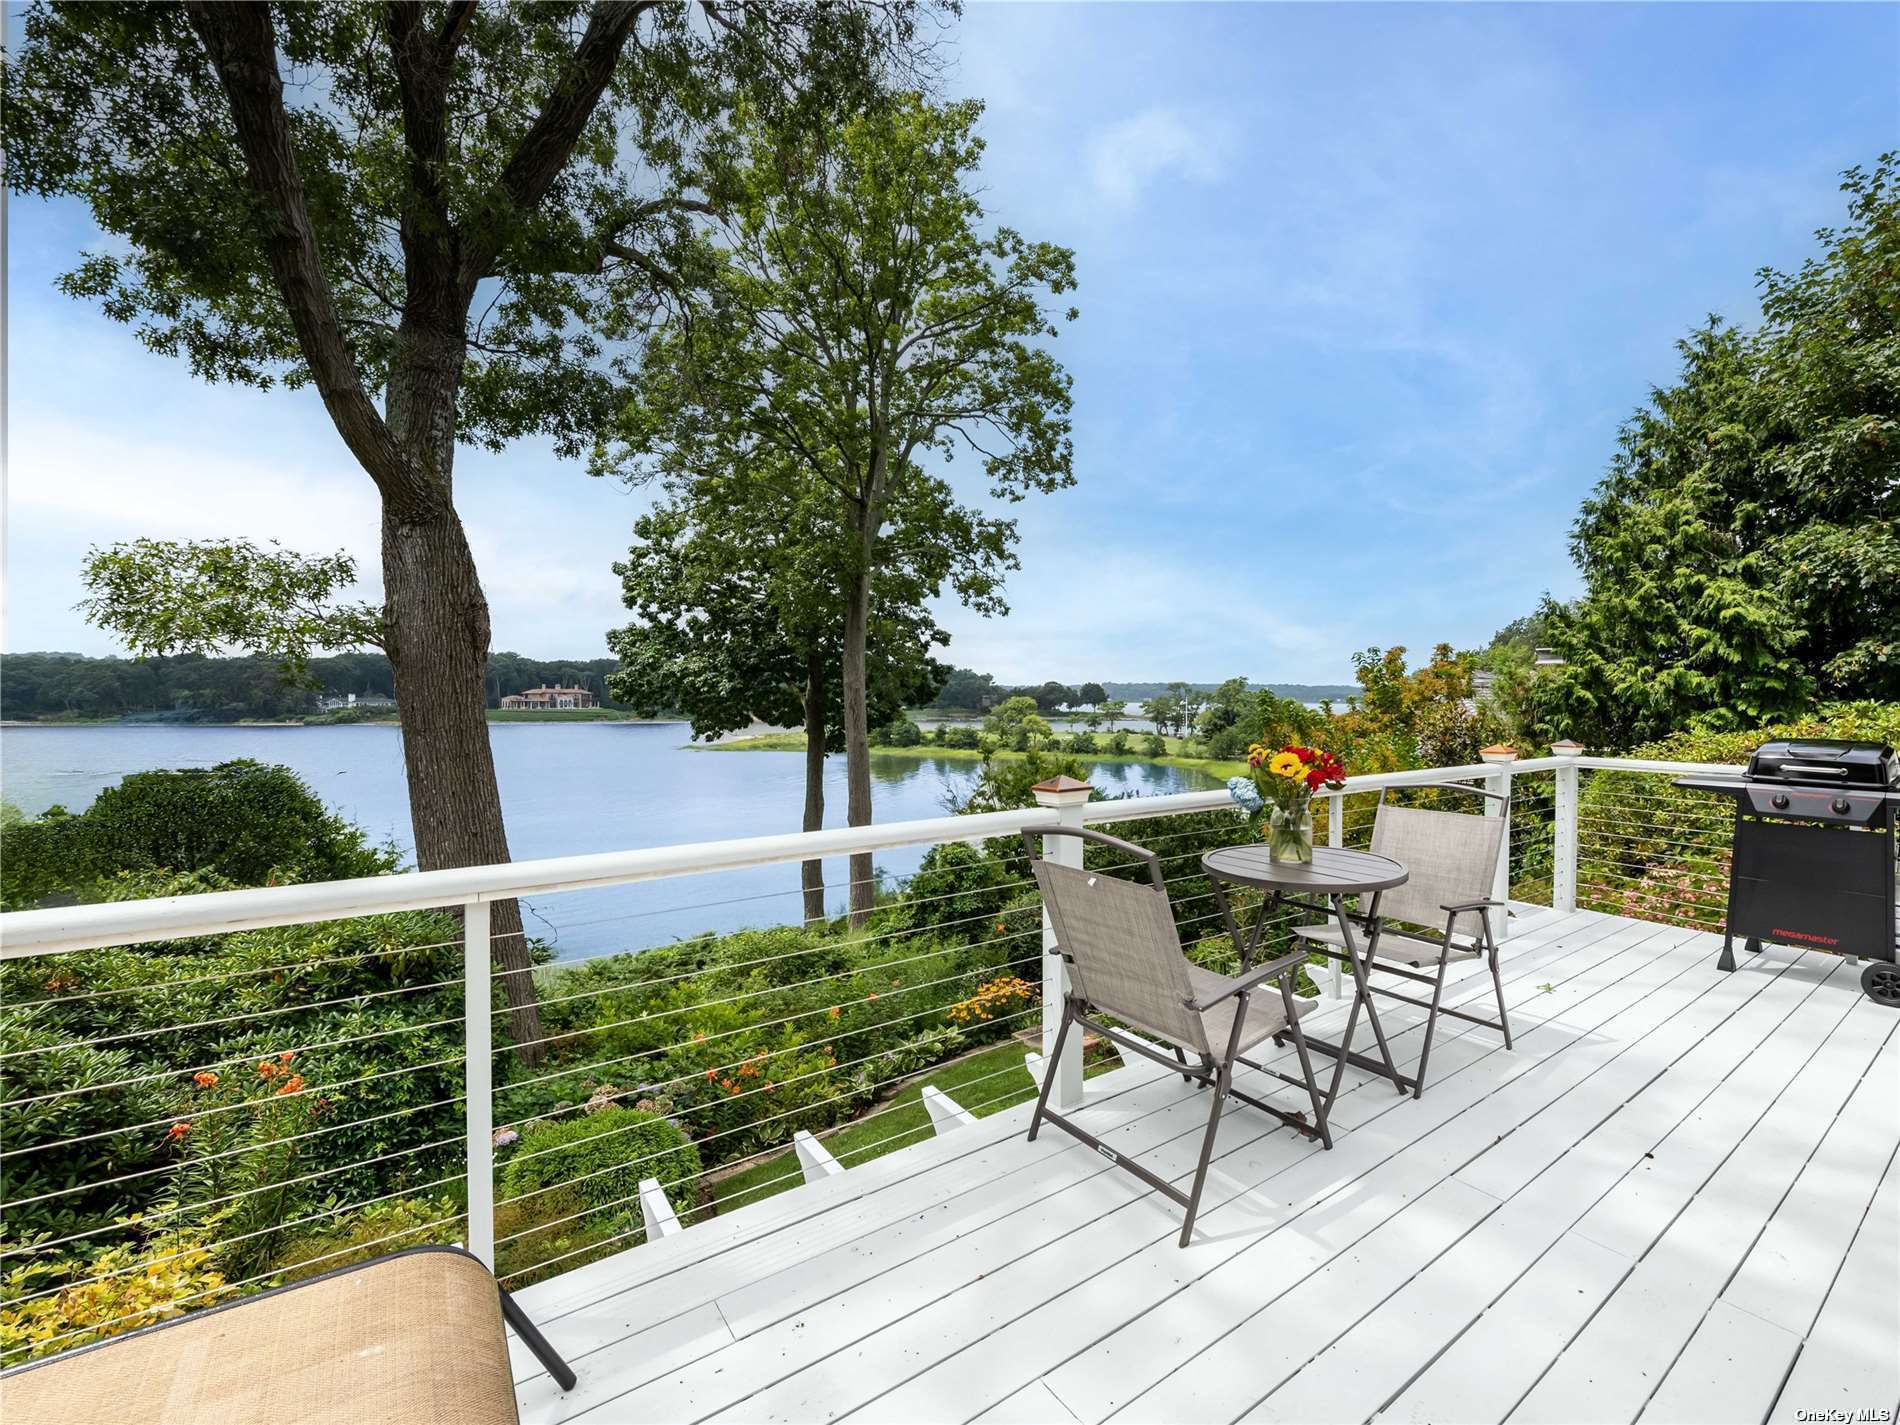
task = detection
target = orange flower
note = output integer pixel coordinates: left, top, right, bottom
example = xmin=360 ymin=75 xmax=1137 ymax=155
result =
xmin=275 ymin=1074 xmax=304 ymax=1096
xmin=278 ymin=1051 xmax=296 ymax=1064
xmin=193 ymin=1072 xmax=219 ymax=1088
xmin=828 ymin=1006 xmax=841 ymax=1019
xmin=866 ymin=992 xmax=878 ymax=1002
xmin=705 ymin=1068 xmax=718 ymax=1081
xmin=257 ymin=1060 xmax=279 ymax=1080
xmin=166 ymin=1122 xmax=192 ymax=1141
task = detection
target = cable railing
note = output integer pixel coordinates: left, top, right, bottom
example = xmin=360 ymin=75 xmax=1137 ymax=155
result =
xmin=0 ymin=751 xmax=1748 ymax=1366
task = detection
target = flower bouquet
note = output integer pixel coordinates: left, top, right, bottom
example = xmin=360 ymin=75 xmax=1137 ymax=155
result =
xmin=1226 ymin=744 xmax=1347 ymax=863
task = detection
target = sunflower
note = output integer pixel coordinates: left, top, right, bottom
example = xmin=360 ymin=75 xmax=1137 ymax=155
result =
xmin=1269 ymin=751 xmax=1305 ymax=780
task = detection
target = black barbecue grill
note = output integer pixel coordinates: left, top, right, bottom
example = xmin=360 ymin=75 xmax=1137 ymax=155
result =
xmin=1675 ymin=740 xmax=1899 ymax=1006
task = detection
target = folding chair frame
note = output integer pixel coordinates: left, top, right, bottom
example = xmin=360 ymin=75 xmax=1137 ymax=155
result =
xmin=1020 ymin=826 xmax=1335 ymax=1248
xmin=1294 ymin=782 xmax=1515 ymax=1099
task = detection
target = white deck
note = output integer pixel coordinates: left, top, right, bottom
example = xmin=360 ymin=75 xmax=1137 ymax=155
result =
xmin=508 ymin=908 xmax=1900 ymax=1425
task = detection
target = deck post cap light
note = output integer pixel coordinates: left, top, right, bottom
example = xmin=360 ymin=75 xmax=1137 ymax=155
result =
xmin=1550 ymin=740 xmax=1586 ymax=756
xmin=1031 ymin=775 xmax=1094 ymax=805
xmin=1479 ymin=745 xmax=1518 ymax=763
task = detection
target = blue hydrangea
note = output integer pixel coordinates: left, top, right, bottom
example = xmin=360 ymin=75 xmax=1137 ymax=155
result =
xmin=1226 ymin=776 xmax=1263 ymax=814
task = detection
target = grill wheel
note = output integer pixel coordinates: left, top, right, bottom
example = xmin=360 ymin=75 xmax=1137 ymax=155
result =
xmin=1863 ymin=962 xmax=1900 ymax=1009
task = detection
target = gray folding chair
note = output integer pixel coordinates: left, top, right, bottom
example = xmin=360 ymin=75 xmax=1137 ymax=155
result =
xmin=1293 ymin=783 xmax=1511 ymax=1098
xmin=1023 ymin=826 xmax=1333 ymax=1248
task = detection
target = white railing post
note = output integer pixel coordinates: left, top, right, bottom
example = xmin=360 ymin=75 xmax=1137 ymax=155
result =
xmin=1033 ymin=775 xmax=1090 ymax=1112
xmin=638 ymin=1178 xmax=683 ymax=1238
xmin=1551 ymin=741 xmax=1584 ymax=914
xmin=921 ymin=1084 xmax=979 ymax=1133
xmin=793 ymin=1129 xmax=844 ymax=1182
xmin=1480 ymin=746 xmax=1517 ymax=943
xmin=1326 ymin=792 xmax=1345 ymax=1000
xmin=463 ymin=900 xmax=495 ymax=1268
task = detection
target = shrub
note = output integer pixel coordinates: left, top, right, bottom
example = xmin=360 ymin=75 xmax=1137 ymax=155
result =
xmin=880 ymin=714 xmax=923 ymax=747
xmin=499 ymin=1107 xmax=699 ymax=1218
xmin=0 ymin=1012 xmax=175 ymax=1238
xmin=1140 ymin=733 xmax=1166 ymax=757
xmin=269 ymin=1197 xmax=463 ymax=1283
xmin=1066 ymin=732 xmax=1098 ymax=754
xmin=1205 ymin=726 xmax=1249 ymax=760
xmin=0 ymin=761 xmax=397 ymax=909
xmin=900 ymin=843 xmax=1016 ymax=942
xmin=1106 ymin=730 xmax=1130 ymax=755
xmin=940 ymin=725 xmax=981 ymax=750
xmin=1571 ymin=702 xmax=1900 ymax=930
xmin=946 ymin=976 xmax=1035 ymax=1028
xmin=1 ymin=1221 xmax=227 ymax=1365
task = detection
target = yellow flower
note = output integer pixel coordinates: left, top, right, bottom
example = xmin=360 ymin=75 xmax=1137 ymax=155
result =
xmin=1269 ymin=751 xmax=1304 ymax=780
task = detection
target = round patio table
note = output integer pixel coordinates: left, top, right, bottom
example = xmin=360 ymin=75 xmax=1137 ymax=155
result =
xmin=1201 ymin=843 xmax=1415 ymax=1097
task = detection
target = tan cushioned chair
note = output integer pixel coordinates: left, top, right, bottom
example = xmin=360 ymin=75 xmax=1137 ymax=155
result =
xmin=0 ymin=1246 xmax=573 ymax=1425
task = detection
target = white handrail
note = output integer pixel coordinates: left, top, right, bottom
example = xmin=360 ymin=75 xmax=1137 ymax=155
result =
xmin=0 ymin=756 xmax=1741 ymax=960
xmin=0 ymin=806 xmax=1059 ymax=958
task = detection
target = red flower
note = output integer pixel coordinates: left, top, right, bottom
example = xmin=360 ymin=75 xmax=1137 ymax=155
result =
xmin=166 ymin=1122 xmax=191 ymax=1141
xmin=193 ymin=1071 xmax=219 ymax=1088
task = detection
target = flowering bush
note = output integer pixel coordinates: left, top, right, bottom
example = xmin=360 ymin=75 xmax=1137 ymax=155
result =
xmin=946 ymin=976 xmax=1035 ymax=1026
xmin=1 ymin=1219 xmax=226 ymax=1364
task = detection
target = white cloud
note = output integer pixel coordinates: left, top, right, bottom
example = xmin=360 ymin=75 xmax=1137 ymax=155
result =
xmin=1086 ymin=107 xmax=1224 ymax=211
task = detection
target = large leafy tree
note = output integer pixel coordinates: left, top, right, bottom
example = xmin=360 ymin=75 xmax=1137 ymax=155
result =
xmin=601 ymin=92 xmax=1076 ymax=920
xmin=1531 ymin=158 xmax=1899 ymax=748
xmin=6 ymin=1 xmax=925 ymax=1058
xmin=605 ymin=484 xmax=945 ymax=921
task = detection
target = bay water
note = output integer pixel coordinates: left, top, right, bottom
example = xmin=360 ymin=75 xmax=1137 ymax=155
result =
xmin=0 ymin=724 xmax=1220 ymax=957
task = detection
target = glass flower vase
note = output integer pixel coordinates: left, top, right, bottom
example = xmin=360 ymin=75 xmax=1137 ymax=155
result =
xmin=1268 ymin=802 xmax=1315 ymax=863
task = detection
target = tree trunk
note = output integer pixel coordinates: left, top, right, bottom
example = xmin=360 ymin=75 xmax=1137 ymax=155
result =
xmin=380 ymin=501 xmax=547 ymax=1065
xmin=383 ymin=327 xmax=547 ymax=1066
xmin=801 ymin=648 xmax=828 ymax=926
xmin=841 ymin=567 xmax=875 ymax=925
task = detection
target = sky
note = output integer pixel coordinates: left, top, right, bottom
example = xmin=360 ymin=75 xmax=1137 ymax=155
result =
xmin=3 ymin=2 xmax=1896 ymax=685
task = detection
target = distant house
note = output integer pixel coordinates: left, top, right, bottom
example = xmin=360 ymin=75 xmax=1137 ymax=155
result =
xmin=318 ymin=692 xmax=396 ymax=712
xmin=500 ymin=685 xmax=598 ymax=711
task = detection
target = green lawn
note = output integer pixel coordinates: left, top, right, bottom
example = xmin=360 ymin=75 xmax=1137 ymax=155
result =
xmin=708 ymin=1037 xmax=1122 ymax=1216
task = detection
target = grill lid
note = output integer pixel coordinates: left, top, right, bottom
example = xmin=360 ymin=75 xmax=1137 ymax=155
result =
xmin=1745 ymin=739 xmax=1897 ymax=790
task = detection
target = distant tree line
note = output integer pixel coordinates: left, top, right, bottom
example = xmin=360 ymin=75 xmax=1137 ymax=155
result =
xmin=0 ymin=652 xmax=632 ymax=722
xmin=926 ymin=669 xmax=1356 ymax=713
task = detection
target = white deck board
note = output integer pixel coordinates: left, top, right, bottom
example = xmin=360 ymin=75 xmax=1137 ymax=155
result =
xmin=1512 ymin=994 xmax=1895 ymax=1424
xmin=503 ymin=911 xmax=1898 ymax=1425
xmin=861 ymin=918 xmax=1695 ymax=1425
xmin=1326 ymin=952 xmax=1847 ymax=1424
xmin=1768 ymin=1161 xmax=1900 ymax=1425
xmin=1638 ymin=1302 xmax=1802 ymax=1425
xmin=1719 ymin=1033 xmax=1900 ymax=1338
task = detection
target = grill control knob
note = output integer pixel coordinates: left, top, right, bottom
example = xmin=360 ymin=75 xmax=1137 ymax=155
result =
xmin=1771 ymin=793 xmax=1790 ymax=810
xmin=1832 ymin=796 xmax=1852 ymax=815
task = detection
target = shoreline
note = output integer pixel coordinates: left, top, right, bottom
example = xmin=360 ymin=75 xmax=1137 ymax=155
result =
xmin=700 ymin=730 xmax=1247 ymax=780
